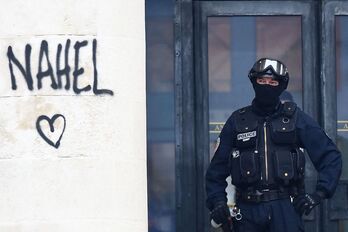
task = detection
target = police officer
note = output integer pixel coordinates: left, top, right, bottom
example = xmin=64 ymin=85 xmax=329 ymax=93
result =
xmin=205 ymin=58 xmax=342 ymax=232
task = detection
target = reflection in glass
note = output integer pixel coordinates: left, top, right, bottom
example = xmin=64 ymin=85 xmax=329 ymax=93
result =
xmin=336 ymin=16 xmax=348 ymax=181
xmin=208 ymin=16 xmax=302 ymax=206
xmin=147 ymin=144 xmax=175 ymax=232
xmin=208 ymin=16 xmax=302 ymax=143
xmin=335 ymin=15 xmax=348 ymax=232
xmin=146 ymin=0 xmax=175 ymax=231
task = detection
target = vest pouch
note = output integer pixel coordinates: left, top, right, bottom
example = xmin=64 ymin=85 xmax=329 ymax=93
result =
xmin=294 ymin=148 xmax=305 ymax=180
xmin=230 ymin=149 xmax=259 ymax=185
xmin=230 ymin=150 xmax=242 ymax=186
xmin=233 ymin=107 xmax=258 ymax=149
xmin=235 ymin=128 xmax=258 ymax=149
xmin=270 ymin=117 xmax=296 ymax=144
xmin=239 ymin=150 xmax=260 ymax=184
xmin=273 ymin=150 xmax=295 ymax=184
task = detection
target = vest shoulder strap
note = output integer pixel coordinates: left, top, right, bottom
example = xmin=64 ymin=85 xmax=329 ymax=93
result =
xmin=232 ymin=105 xmax=258 ymax=132
xmin=232 ymin=105 xmax=252 ymax=118
xmin=282 ymin=102 xmax=297 ymax=118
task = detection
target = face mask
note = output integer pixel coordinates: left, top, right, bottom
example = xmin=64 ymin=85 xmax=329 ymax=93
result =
xmin=252 ymin=79 xmax=286 ymax=109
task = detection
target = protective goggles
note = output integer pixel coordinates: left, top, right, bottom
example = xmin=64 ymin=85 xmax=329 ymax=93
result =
xmin=250 ymin=58 xmax=288 ymax=79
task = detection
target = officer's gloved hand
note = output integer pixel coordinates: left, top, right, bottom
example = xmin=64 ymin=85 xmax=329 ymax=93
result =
xmin=293 ymin=191 xmax=325 ymax=215
xmin=210 ymin=201 xmax=232 ymax=227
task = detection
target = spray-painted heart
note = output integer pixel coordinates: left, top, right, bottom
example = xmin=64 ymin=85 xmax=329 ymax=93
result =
xmin=36 ymin=114 xmax=66 ymax=148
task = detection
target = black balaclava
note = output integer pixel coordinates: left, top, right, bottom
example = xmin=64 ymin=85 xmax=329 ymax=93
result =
xmin=251 ymin=75 xmax=287 ymax=115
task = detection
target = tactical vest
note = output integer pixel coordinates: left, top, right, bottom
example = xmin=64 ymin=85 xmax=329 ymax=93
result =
xmin=229 ymin=102 xmax=305 ymax=189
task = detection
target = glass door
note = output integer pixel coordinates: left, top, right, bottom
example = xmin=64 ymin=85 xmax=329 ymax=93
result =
xmin=207 ymin=13 xmax=303 ymax=204
xmin=322 ymin=2 xmax=348 ymax=231
xmin=194 ymin=1 xmax=320 ymax=231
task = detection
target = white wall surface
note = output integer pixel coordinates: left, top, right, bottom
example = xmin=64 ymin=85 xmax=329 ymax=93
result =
xmin=0 ymin=0 xmax=147 ymax=231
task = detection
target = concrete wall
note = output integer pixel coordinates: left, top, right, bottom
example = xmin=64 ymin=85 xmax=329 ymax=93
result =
xmin=0 ymin=0 xmax=147 ymax=231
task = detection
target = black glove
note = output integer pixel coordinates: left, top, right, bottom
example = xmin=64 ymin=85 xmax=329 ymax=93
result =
xmin=293 ymin=192 xmax=324 ymax=215
xmin=210 ymin=201 xmax=232 ymax=226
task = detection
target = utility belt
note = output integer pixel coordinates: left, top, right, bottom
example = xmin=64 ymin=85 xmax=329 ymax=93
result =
xmin=236 ymin=187 xmax=299 ymax=203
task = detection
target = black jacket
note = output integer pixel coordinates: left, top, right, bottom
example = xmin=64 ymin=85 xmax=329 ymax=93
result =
xmin=205 ymin=103 xmax=342 ymax=211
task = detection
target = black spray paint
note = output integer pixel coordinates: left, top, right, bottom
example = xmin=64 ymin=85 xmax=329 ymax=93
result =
xmin=73 ymin=40 xmax=91 ymax=94
xmin=36 ymin=114 xmax=66 ymax=149
xmin=7 ymin=44 xmax=33 ymax=90
xmin=37 ymin=40 xmax=58 ymax=90
xmin=92 ymin=39 xmax=113 ymax=95
xmin=56 ymin=39 xmax=71 ymax=90
xmin=7 ymin=39 xmax=113 ymax=96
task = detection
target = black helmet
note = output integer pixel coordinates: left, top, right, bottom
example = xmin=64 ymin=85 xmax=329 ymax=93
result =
xmin=248 ymin=58 xmax=289 ymax=87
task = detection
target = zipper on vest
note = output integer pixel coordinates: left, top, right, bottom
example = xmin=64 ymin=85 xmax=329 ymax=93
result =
xmin=254 ymin=126 xmax=262 ymax=181
xmin=263 ymin=121 xmax=269 ymax=181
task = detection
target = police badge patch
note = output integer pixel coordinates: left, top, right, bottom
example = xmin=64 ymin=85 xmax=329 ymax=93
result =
xmin=232 ymin=150 xmax=240 ymax=158
xmin=237 ymin=131 xmax=256 ymax=142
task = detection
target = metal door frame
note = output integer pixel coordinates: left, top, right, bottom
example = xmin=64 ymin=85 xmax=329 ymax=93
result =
xmin=321 ymin=1 xmax=348 ymax=231
xmin=174 ymin=1 xmax=196 ymax=232
xmin=321 ymin=1 xmax=348 ymax=141
xmin=172 ymin=1 xmax=348 ymax=232
xmin=194 ymin=1 xmax=319 ymax=231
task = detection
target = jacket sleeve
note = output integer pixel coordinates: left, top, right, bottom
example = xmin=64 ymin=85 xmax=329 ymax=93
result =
xmin=296 ymin=109 xmax=342 ymax=198
xmin=205 ymin=115 xmax=235 ymax=211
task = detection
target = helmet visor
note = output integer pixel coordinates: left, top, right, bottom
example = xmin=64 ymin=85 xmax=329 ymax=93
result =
xmin=252 ymin=58 xmax=288 ymax=77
